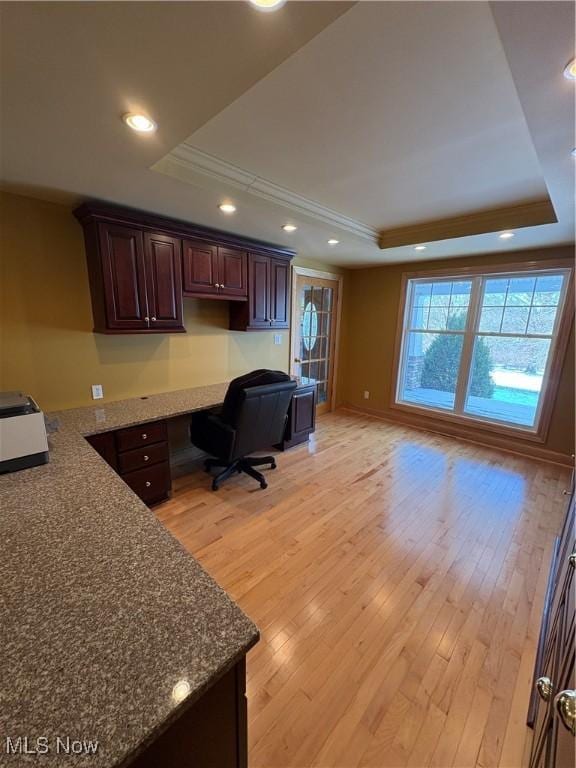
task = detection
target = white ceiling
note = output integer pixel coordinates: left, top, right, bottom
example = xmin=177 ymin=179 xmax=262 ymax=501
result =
xmin=0 ymin=1 xmax=574 ymax=267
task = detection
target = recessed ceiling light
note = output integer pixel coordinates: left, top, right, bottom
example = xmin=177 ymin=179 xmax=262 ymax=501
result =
xmin=414 ymin=245 xmax=427 ymax=251
xmin=563 ymin=58 xmax=576 ymax=80
xmin=282 ymin=224 xmax=297 ymax=233
xmin=123 ymin=113 xmax=157 ymax=133
xmin=499 ymin=232 xmax=515 ymax=240
xmin=327 ymin=239 xmax=339 ymax=245
xmin=249 ymin=0 xmax=286 ymax=11
xmin=218 ymin=203 xmax=236 ymax=214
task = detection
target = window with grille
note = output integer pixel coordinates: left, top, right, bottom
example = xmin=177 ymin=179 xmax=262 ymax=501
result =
xmin=395 ymin=268 xmax=572 ymax=432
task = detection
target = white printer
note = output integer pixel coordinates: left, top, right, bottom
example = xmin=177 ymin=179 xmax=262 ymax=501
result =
xmin=0 ymin=392 xmax=49 ymax=473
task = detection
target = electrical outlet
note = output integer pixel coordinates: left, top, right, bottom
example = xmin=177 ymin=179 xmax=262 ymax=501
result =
xmin=363 ymin=390 xmax=370 ymax=400
xmin=273 ymin=334 xmax=282 ymax=345
xmin=91 ymin=384 xmax=104 ymax=400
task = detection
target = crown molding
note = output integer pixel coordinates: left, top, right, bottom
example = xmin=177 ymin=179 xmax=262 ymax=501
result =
xmin=378 ymin=199 xmax=557 ymax=249
xmin=159 ymin=142 xmax=378 ymax=243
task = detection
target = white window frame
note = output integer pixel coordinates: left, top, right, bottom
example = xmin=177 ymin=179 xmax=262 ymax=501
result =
xmin=392 ymin=260 xmax=574 ymax=443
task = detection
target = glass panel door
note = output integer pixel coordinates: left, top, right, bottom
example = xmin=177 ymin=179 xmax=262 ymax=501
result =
xmin=293 ymin=274 xmax=339 ymax=415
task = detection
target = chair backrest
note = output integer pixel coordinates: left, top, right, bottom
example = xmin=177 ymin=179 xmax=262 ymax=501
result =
xmin=223 ymin=371 xmax=297 ymax=459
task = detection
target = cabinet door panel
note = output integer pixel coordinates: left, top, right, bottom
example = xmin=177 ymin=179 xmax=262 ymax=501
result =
xmin=218 ymin=247 xmax=247 ymax=298
xmin=144 ymin=233 xmax=184 ymax=330
xmin=99 ymin=224 xmax=148 ymax=329
xmin=182 ymin=240 xmax=219 ymax=296
xmin=248 ymin=253 xmax=270 ymax=328
xmin=270 ymin=258 xmax=290 ymax=328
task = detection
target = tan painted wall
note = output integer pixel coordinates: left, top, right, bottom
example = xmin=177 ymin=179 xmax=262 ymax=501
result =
xmin=341 ymin=248 xmax=575 ymax=458
xmin=0 ymin=191 xmax=343 ymax=411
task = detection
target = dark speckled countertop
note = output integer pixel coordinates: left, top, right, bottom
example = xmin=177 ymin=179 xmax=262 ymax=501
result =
xmin=0 ymin=383 xmax=259 ymax=767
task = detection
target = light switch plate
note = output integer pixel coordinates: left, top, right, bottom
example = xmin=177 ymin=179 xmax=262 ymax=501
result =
xmin=274 ymin=334 xmax=282 ymax=345
xmin=91 ymin=384 xmax=104 ymax=400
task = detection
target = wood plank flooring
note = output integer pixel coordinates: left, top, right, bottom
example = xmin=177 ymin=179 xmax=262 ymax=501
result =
xmin=155 ymin=410 xmax=570 ymax=768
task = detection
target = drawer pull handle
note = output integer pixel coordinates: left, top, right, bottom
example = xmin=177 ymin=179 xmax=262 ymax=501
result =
xmin=145 ymin=481 xmax=151 ymax=488
xmin=144 ymin=455 xmax=149 ymax=462
xmin=142 ymin=433 xmax=147 ymax=440
xmin=554 ymin=690 xmax=576 ymax=735
xmin=536 ymin=676 xmax=553 ymax=701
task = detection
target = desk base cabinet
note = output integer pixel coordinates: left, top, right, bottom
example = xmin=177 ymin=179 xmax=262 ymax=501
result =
xmin=276 ymin=383 xmax=316 ymax=450
xmin=87 ymin=420 xmax=171 ymax=505
xmin=126 ymin=658 xmax=248 ymax=768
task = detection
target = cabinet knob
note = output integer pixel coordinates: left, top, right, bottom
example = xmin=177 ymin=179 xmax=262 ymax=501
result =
xmin=536 ymin=676 xmax=553 ymax=701
xmin=554 ymin=689 xmax=576 ymax=735
xmin=143 ymin=455 xmax=149 ymax=462
xmin=145 ymin=481 xmax=151 ymax=488
xmin=215 ymin=283 xmax=220 ymax=288
xmin=142 ymin=433 xmax=147 ymax=440
xmin=151 ymin=316 xmax=157 ymax=322
xmin=145 ymin=316 xmax=150 ymax=322
xmin=221 ymin=284 xmax=225 ymax=289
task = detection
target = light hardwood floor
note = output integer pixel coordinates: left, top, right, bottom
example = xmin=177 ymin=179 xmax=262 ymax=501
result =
xmin=156 ymin=410 xmax=571 ymax=768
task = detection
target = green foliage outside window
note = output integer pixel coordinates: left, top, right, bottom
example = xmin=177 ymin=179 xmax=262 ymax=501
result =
xmin=420 ymin=313 xmax=494 ymax=398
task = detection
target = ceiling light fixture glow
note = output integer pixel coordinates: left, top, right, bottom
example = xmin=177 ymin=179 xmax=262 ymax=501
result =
xmin=218 ymin=203 xmax=236 ymax=214
xmin=414 ymin=245 xmax=427 ymax=251
xmin=282 ymin=224 xmax=297 ymax=233
xmin=563 ymin=58 xmax=576 ymax=80
xmin=499 ymin=232 xmax=515 ymax=240
xmin=327 ymin=239 xmax=339 ymax=245
xmin=123 ymin=113 xmax=157 ymax=133
xmin=249 ymin=0 xmax=286 ymax=11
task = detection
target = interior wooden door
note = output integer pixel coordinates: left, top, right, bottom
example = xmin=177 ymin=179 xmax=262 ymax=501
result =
xmin=291 ymin=273 xmax=340 ymax=415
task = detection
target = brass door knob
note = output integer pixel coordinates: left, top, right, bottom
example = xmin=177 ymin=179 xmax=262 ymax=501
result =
xmin=554 ymin=690 xmax=576 ymax=735
xmin=536 ymin=676 xmax=553 ymax=701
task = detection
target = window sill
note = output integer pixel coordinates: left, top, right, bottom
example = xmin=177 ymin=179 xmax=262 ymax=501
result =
xmin=391 ymin=399 xmax=546 ymax=444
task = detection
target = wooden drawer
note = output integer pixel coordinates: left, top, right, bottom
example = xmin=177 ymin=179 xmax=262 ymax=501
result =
xmin=116 ymin=420 xmax=167 ymax=453
xmin=123 ymin=461 xmax=171 ymax=505
xmin=117 ymin=441 xmax=168 ymax=475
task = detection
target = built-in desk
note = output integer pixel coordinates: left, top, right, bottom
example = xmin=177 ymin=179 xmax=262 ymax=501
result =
xmin=66 ymin=381 xmax=315 ymax=505
xmin=0 ymin=381 xmax=258 ymax=768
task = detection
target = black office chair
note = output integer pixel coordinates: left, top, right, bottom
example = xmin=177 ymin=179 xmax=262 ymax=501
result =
xmin=190 ymin=370 xmax=297 ymax=491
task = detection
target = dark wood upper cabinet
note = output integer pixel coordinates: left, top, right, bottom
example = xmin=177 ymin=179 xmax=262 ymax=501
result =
xmin=218 ymin=247 xmax=247 ymax=299
xmin=229 ymin=252 xmax=291 ymax=331
xmin=182 ymin=240 xmax=219 ymax=296
xmin=270 ymin=258 xmax=290 ymax=327
xmin=183 ymin=242 xmax=247 ymax=300
xmin=75 ymin=202 xmax=294 ymax=333
xmin=98 ymin=224 xmax=149 ymax=331
xmin=144 ymin=233 xmax=184 ymax=331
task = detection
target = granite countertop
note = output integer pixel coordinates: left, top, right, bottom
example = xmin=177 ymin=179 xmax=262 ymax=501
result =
xmin=0 ymin=383 xmax=259 ymax=767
